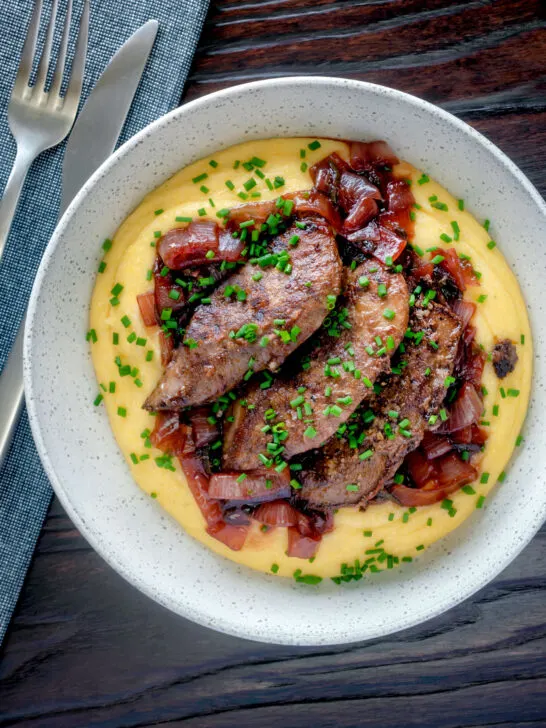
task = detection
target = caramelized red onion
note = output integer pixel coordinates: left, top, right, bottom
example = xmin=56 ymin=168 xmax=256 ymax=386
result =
xmin=349 ymin=140 xmax=399 ymax=170
xmin=208 ymin=471 xmax=291 ymax=502
xmin=226 ymin=200 xmax=276 ymax=226
xmin=150 ymin=412 xmax=188 ymax=455
xmin=288 ymin=190 xmax=341 ymax=229
xmin=179 ymin=455 xmax=249 ymax=551
xmin=153 ymin=261 xmax=186 ymax=316
xmin=206 ymin=520 xmax=248 ymax=551
xmin=218 ymin=228 xmax=245 ymax=262
xmin=392 ymin=452 xmax=477 ymax=506
xmin=253 ymin=499 xmax=299 ymax=527
xmin=158 ymin=331 xmax=174 ymax=366
xmin=337 ymin=171 xmax=381 ymax=233
xmin=309 ymin=152 xmax=348 ymax=197
xmin=438 ymin=382 xmax=482 ymax=433
xmin=437 ymin=248 xmax=478 ymax=291
xmin=136 ymin=291 xmax=157 ymax=327
xmin=287 ymin=527 xmax=321 ymax=559
xmin=158 ymin=221 xmax=219 ymax=269
xmin=189 ymin=407 xmax=218 ymax=448
xmin=421 ymin=431 xmax=453 ymax=460
xmin=451 ymin=299 xmax=476 ymax=328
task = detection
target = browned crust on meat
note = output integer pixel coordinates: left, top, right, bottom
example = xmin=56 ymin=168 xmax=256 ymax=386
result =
xmin=299 ymin=302 xmax=463 ymax=508
xmin=144 ymin=219 xmax=342 ymax=410
xmin=223 ymin=260 xmax=409 ymax=470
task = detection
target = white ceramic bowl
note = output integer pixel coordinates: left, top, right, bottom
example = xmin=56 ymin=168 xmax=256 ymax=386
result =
xmin=25 ymin=77 xmax=546 ymax=646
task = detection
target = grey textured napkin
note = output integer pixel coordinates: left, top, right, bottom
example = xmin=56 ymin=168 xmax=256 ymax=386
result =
xmin=0 ymin=0 xmax=209 ymax=643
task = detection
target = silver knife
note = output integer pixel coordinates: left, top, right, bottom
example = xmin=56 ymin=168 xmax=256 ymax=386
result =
xmin=0 ymin=20 xmax=159 ymax=470
xmin=61 ymin=20 xmax=159 ymax=213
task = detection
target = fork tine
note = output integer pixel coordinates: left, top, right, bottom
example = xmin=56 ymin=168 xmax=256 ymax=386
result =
xmin=13 ymin=0 xmax=43 ymax=92
xmin=34 ymin=0 xmax=59 ymax=91
xmin=63 ymin=0 xmax=89 ymax=113
xmin=49 ymin=0 xmax=72 ymax=98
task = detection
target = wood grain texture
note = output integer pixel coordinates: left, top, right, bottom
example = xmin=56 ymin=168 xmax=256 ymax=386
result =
xmin=1 ymin=1 xmax=545 ymax=725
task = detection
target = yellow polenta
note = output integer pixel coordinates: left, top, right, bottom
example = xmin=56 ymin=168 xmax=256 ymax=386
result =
xmin=89 ymin=138 xmax=532 ymax=579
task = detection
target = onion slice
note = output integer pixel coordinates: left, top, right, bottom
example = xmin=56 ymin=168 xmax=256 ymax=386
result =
xmin=349 ymin=140 xmax=399 ymax=169
xmin=150 ymin=412 xmax=187 ymax=455
xmin=438 ymin=382 xmax=482 ymax=433
xmin=158 ymin=221 xmax=219 ymax=269
xmin=208 ymin=470 xmax=291 ymax=502
xmin=287 ymin=527 xmax=321 ymax=559
xmin=451 ymin=299 xmax=476 ymax=328
xmin=253 ymin=499 xmax=299 ymax=527
xmin=137 ymin=291 xmax=157 ymax=327
xmin=189 ymin=407 xmax=218 ymax=448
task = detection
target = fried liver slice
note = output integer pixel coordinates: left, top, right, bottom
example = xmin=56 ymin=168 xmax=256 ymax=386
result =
xmin=223 ymin=260 xmax=409 ymax=470
xmin=299 ymin=302 xmax=462 ymax=508
xmin=144 ymin=219 xmax=342 ymax=410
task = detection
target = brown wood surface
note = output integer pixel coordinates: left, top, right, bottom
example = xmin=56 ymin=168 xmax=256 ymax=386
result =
xmin=1 ymin=1 xmax=546 ymax=725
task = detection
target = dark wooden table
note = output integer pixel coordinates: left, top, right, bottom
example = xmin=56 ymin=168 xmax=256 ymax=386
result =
xmin=2 ymin=1 xmax=545 ymax=725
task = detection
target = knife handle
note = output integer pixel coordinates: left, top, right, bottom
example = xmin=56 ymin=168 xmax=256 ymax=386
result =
xmin=0 ymin=320 xmax=25 ymax=471
xmin=0 ymin=148 xmax=33 ymax=264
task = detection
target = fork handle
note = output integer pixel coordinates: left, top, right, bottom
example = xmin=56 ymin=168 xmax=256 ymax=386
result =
xmin=0 ymin=320 xmax=25 ymax=471
xmin=0 ymin=147 xmax=35 ymax=262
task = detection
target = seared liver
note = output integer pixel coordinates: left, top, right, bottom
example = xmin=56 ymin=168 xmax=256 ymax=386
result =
xmin=144 ymin=219 xmax=342 ymax=410
xmin=223 ymin=259 xmax=409 ymax=470
xmin=299 ymin=301 xmax=463 ymax=508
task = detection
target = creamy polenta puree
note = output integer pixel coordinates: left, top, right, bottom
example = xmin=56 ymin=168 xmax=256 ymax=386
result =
xmin=90 ymin=138 xmax=532 ymax=580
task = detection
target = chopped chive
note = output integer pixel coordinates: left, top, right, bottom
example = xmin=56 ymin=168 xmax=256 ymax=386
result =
xmin=487 ymin=240 xmax=496 ymax=250
xmin=98 ymin=261 xmax=107 ymax=273
xmin=417 ymin=173 xmax=430 ymax=185
xmin=476 ymin=495 xmax=486 ymax=509
xmin=117 ymin=407 xmax=127 ymax=418
xmin=192 ymin=173 xmax=208 ymax=184
xmin=93 ymin=394 xmax=103 ymax=406
xmin=308 ymin=140 xmax=321 ymax=151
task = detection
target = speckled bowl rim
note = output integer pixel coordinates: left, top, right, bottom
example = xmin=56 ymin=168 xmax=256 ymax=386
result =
xmin=24 ymin=77 xmax=546 ymax=646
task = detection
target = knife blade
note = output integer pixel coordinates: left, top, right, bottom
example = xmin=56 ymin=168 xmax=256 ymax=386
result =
xmin=60 ymin=19 xmax=158 ymax=213
xmin=0 ymin=19 xmax=159 ymax=470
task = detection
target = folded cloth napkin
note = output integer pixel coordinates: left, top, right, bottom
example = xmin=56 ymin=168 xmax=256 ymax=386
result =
xmin=0 ymin=0 xmax=209 ymax=643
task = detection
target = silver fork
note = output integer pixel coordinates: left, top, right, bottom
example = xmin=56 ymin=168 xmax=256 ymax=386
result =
xmin=0 ymin=0 xmax=90 ymax=261
xmin=0 ymin=0 xmax=89 ymax=469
